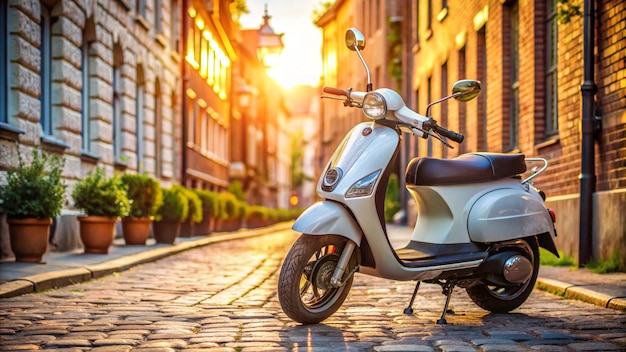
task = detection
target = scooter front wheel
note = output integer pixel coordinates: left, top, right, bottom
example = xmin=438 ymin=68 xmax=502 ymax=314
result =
xmin=465 ymin=238 xmax=539 ymax=313
xmin=278 ymin=234 xmax=355 ymax=324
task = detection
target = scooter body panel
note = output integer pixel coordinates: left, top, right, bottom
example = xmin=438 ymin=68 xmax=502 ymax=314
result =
xmin=291 ymin=201 xmax=363 ymax=245
xmin=468 ymin=187 xmax=556 ymax=242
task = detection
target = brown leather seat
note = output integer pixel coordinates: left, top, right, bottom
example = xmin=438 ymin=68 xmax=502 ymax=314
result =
xmin=405 ymin=153 xmax=527 ymax=186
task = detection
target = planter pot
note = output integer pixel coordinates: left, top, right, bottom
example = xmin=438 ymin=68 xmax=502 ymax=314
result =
xmin=153 ymin=220 xmax=180 ymax=244
xmin=179 ymin=219 xmax=194 ymax=237
xmin=193 ymin=215 xmax=215 ymax=236
xmin=78 ymin=216 xmax=118 ymax=254
xmin=246 ymin=216 xmax=267 ymax=229
xmin=122 ymin=217 xmax=152 ymax=245
xmin=8 ymin=218 xmax=52 ymax=263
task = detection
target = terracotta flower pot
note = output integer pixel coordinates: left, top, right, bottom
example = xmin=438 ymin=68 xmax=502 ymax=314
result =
xmin=179 ymin=219 xmax=194 ymax=238
xmin=153 ymin=220 xmax=180 ymax=244
xmin=78 ymin=216 xmax=118 ymax=254
xmin=8 ymin=218 xmax=52 ymax=263
xmin=122 ymin=217 xmax=152 ymax=245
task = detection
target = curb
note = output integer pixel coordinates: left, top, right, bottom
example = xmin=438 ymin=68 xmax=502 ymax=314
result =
xmin=536 ymin=277 xmax=626 ymax=312
xmin=0 ymin=222 xmax=294 ymax=299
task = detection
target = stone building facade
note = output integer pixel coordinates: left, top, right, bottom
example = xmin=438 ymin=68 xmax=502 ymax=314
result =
xmin=1 ymin=0 xmax=182 ymax=254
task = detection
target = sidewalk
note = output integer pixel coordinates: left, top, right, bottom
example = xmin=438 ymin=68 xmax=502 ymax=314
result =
xmin=1 ymin=222 xmax=625 ymax=313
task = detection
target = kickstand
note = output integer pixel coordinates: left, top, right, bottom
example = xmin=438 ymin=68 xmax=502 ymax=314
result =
xmin=437 ymin=281 xmax=455 ymax=324
xmin=403 ymin=281 xmax=421 ymax=314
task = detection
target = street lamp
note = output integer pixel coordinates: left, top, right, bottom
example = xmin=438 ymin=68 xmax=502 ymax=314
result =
xmin=255 ymin=5 xmax=284 ymax=207
xmin=256 ymin=5 xmax=284 ymax=68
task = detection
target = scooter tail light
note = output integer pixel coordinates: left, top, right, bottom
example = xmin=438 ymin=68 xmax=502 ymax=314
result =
xmin=345 ymin=170 xmax=382 ymax=198
xmin=548 ymin=209 xmax=556 ymax=223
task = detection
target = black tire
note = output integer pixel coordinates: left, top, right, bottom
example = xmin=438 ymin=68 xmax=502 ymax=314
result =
xmin=278 ymin=234 xmax=355 ymax=324
xmin=465 ymin=238 xmax=540 ymax=313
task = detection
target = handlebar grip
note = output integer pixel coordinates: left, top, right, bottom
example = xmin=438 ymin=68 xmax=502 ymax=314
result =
xmin=323 ymin=86 xmax=348 ymax=97
xmin=434 ymin=125 xmax=464 ymax=143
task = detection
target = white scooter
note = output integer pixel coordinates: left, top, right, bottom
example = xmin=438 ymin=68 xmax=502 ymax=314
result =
xmin=278 ymin=28 xmax=558 ymax=325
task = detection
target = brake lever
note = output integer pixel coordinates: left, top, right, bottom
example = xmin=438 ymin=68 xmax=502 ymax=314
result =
xmin=424 ymin=129 xmax=454 ymax=149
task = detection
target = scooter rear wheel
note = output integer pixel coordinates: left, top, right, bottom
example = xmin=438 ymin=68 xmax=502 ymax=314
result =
xmin=465 ymin=238 xmax=539 ymax=313
xmin=278 ymin=234 xmax=355 ymax=324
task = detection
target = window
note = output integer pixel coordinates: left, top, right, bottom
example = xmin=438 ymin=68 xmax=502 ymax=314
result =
xmin=154 ymin=80 xmax=162 ymax=176
xmin=154 ymin=0 xmax=163 ymax=34
xmin=427 ymin=76 xmax=433 ymax=157
xmin=458 ymin=46 xmax=467 ymax=153
xmin=476 ymin=25 xmax=487 ymax=151
xmin=440 ymin=62 xmax=448 ymax=158
xmin=413 ymin=0 xmax=420 ymax=47
xmin=81 ymin=18 xmax=96 ymax=153
xmin=112 ymin=52 xmax=123 ymax=161
xmin=136 ymin=0 xmax=146 ymax=18
xmin=545 ymin=0 xmax=559 ymax=136
xmin=170 ymin=0 xmax=180 ymax=51
xmin=509 ymin=1 xmax=520 ymax=149
xmin=426 ymin=0 xmax=433 ymax=35
xmin=1 ymin=1 xmax=8 ymax=125
xmin=414 ymin=88 xmax=420 ymax=155
xmin=135 ymin=66 xmax=145 ymax=172
xmin=40 ymin=4 xmax=53 ymax=136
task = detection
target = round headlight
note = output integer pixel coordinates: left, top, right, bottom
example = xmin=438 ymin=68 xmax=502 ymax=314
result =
xmin=362 ymin=92 xmax=387 ymax=120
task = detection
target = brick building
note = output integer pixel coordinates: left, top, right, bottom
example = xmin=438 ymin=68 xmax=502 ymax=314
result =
xmin=316 ymin=0 xmax=625 ymax=266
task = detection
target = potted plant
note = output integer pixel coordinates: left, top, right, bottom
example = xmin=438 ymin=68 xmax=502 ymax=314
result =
xmin=193 ymin=189 xmax=219 ymax=235
xmin=246 ymin=205 xmax=269 ymax=229
xmin=179 ymin=187 xmax=202 ymax=237
xmin=153 ymin=185 xmax=188 ymax=244
xmin=72 ymin=168 xmax=130 ymax=254
xmin=215 ymin=192 xmax=239 ymax=231
xmin=0 ymin=150 xmax=66 ymax=262
xmin=120 ymin=173 xmax=163 ymax=245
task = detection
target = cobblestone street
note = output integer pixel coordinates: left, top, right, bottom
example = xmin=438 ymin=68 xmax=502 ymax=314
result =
xmin=1 ymin=230 xmax=625 ymax=351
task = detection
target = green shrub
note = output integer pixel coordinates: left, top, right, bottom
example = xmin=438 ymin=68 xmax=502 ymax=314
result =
xmin=120 ymin=173 xmax=163 ymax=218
xmin=0 ymin=150 xmax=66 ymax=220
xmin=539 ymin=248 xmax=575 ymax=267
xmin=195 ymin=189 xmax=220 ymax=219
xmin=181 ymin=186 xmax=203 ymax=223
xmin=247 ymin=205 xmax=268 ymax=220
xmin=228 ymin=181 xmax=246 ymax=201
xmin=384 ymin=173 xmax=401 ymax=222
xmin=585 ymin=250 xmax=623 ymax=273
xmin=219 ymin=192 xmax=238 ymax=220
xmin=156 ymin=186 xmax=189 ymax=222
xmin=72 ymin=168 xmax=130 ymax=218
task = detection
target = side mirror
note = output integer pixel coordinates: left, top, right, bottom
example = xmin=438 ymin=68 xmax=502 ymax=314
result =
xmin=452 ymin=80 xmax=481 ymax=102
xmin=345 ymin=28 xmax=366 ymax=51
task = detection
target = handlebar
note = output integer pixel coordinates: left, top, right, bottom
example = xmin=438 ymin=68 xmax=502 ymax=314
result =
xmin=323 ymin=86 xmax=349 ymax=97
xmin=433 ymin=124 xmax=464 ymax=143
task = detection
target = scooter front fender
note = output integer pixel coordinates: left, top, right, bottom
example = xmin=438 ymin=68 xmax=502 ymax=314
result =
xmin=292 ymin=201 xmax=363 ymax=245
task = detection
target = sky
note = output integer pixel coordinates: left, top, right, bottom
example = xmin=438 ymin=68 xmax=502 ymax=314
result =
xmin=239 ymin=1 xmax=323 ymax=89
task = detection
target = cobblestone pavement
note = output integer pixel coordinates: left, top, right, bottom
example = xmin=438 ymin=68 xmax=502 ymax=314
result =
xmin=1 ymin=230 xmax=624 ymax=352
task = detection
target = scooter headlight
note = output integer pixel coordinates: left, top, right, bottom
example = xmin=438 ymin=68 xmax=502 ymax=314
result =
xmin=362 ymin=92 xmax=387 ymax=120
xmin=346 ymin=170 xmax=382 ymax=198
xmin=322 ymin=167 xmax=343 ymax=191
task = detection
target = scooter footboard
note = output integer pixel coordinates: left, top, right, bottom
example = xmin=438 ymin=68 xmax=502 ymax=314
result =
xmin=292 ymin=201 xmax=363 ymax=245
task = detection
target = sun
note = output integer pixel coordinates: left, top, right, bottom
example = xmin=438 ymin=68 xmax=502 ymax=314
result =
xmin=267 ymin=57 xmax=321 ymax=89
